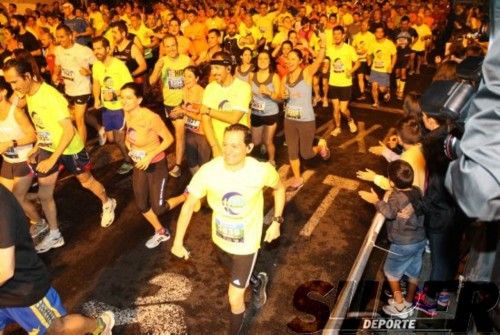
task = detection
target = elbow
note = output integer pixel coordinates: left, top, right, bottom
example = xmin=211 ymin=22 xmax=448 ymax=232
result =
xmin=0 ymin=270 xmax=14 ymax=285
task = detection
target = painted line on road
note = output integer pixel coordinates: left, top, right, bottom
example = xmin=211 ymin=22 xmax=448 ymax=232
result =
xmin=337 ymin=123 xmax=382 ymax=153
xmin=299 ymin=175 xmax=360 ymax=237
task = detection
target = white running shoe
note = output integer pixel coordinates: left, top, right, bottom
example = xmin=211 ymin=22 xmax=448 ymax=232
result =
xmin=382 ymin=301 xmax=414 ymax=319
xmin=145 ymin=229 xmax=171 ymax=249
xmin=30 ymin=219 xmax=49 ymax=239
xmin=330 ymin=127 xmax=341 ymax=137
xmin=36 ymin=232 xmax=65 ymax=254
xmin=101 ymin=198 xmax=117 ymax=227
xmin=98 ymin=127 xmax=107 ymax=146
xmin=99 ymin=310 xmax=115 ymax=335
xmin=348 ymin=119 xmax=358 ymax=133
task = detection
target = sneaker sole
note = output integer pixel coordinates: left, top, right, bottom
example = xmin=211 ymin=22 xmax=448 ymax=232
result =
xmin=36 ymin=238 xmax=65 ymax=254
xmin=382 ymin=305 xmax=414 ymax=319
xmin=101 ymin=311 xmax=115 ymax=335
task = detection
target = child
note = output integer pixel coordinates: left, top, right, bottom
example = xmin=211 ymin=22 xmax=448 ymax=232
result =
xmin=359 ymin=159 xmax=426 ymax=319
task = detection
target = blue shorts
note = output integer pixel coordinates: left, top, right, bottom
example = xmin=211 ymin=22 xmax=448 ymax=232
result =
xmin=34 ymin=149 xmax=91 ymax=178
xmin=0 ymin=287 xmax=67 ymax=334
xmin=369 ymin=70 xmax=391 ymax=88
xmin=102 ymin=108 xmax=125 ymax=131
xmin=384 ymin=240 xmax=426 ymax=281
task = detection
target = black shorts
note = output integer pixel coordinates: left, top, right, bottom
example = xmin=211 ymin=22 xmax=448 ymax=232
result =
xmin=0 ymin=160 xmax=33 ymax=179
xmin=396 ymin=48 xmax=411 ymax=68
xmin=33 ymin=148 xmax=91 ymax=178
xmin=413 ymin=50 xmax=424 ymax=56
xmin=355 ymin=61 xmax=370 ymax=75
xmin=214 ymin=246 xmax=258 ymax=289
xmin=251 ymin=113 xmax=278 ymax=127
xmin=66 ymin=94 xmax=91 ymax=106
xmin=328 ymin=85 xmax=352 ymax=101
xmin=185 ymin=132 xmax=211 ymax=169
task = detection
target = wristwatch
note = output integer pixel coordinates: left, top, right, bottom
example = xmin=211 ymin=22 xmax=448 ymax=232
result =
xmin=272 ymin=216 xmax=284 ymax=224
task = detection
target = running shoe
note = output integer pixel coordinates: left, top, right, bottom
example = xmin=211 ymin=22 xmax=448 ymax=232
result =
xmin=318 ymin=139 xmax=330 ymax=160
xmin=330 ymin=127 xmax=341 ymax=137
xmin=98 ymin=127 xmax=107 ymax=146
xmin=372 ymin=103 xmax=380 ymax=109
xmin=348 ymin=119 xmax=358 ymax=133
xmin=101 ymin=198 xmax=117 ymax=227
xmin=145 ymin=229 xmax=171 ymax=249
xmin=99 ymin=310 xmax=115 ymax=335
xmin=383 ymin=92 xmax=391 ymax=102
xmin=169 ymin=165 xmax=182 ymax=178
xmin=30 ymin=218 xmax=49 ymax=239
xmin=117 ymin=162 xmax=134 ymax=175
xmin=415 ymin=300 xmax=438 ymax=317
xmin=356 ymin=93 xmax=367 ymax=101
xmin=36 ymin=232 xmax=65 ymax=254
xmin=252 ymin=272 xmax=269 ymax=309
xmin=382 ymin=301 xmax=414 ymax=319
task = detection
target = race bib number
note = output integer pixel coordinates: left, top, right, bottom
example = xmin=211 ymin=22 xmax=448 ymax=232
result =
xmin=129 ymin=149 xmax=146 ymax=163
xmin=285 ymin=105 xmax=302 ymax=119
xmin=61 ymin=68 xmax=75 ymax=81
xmin=37 ymin=131 xmax=52 ymax=148
xmin=4 ymin=146 xmax=19 ymax=159
xmin=185 ymin=117 xmax=200 ymax=131
xmin=215 ymin=216 xmax=245 ymax=243
xmin=251 ymin=98 xmax=265 ymax=113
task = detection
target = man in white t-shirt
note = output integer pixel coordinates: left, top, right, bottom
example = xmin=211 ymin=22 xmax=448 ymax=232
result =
xmin=54 ymin=24 xmax=104 ymax=145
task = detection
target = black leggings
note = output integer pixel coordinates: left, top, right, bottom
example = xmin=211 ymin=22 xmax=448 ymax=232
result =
xmin=132 ymin=159 xmax=168 ymax=216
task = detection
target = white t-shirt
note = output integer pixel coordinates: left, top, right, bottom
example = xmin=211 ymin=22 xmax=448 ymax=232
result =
xmin=55 ymin=43 xmax=95 ymax=96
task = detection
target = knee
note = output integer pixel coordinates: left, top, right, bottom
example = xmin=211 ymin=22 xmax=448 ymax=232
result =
xmin=38 ymin=187 xmax=54 ymax=202
xmin=47 ymin=318 xmax=65 ymax=335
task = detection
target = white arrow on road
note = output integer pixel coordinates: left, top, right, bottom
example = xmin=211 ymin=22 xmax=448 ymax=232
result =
xmin=299 ymin=175 xmax=360 ymax=237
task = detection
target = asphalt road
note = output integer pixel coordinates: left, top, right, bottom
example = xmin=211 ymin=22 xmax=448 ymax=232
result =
xmin=6 ymin=69 xmax=436 ymax=335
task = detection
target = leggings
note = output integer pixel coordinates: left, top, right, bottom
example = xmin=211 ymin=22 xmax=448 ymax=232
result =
xmin=132 ymin=159 xmax=168 ymax=216
xmin=284 ymin=119 xmax=316 ymax=160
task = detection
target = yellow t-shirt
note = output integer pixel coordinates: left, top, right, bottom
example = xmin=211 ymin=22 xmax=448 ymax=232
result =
xmin=26 ymin=83 xmax=83 ymax=154
xmin=92 ymin=57 xmax=133 ymax=110
xmin=411 ymin=23 xmax=432 ymax=52
xmin=206 ymin=17 xmax=226 ymax=31
xmin=341 ymin=12 xmax=354 ymax=26
xmin=370 ymin=38 xmax=397 ymax=73
xmin=160 ymin=54 xmax=191 ymax=107
xmin=352 ymin=31 xmax=375 ymax=62
xmin=187 ymin=156 xmax=280 ymax=255
xmin=202 ymin=77 xmax=251 ymax=147
xmin=238 ymin=23 xmax=262 ymax=50
xmin=252 ymin=11 xmax=278 ymax=42
xmin=129 ymin=24 xmax=154 ymax=58
xmin=89 ymin=11 xmax=105 ymax=31
xmin=326 ymin=43 xmax=358 ymax=87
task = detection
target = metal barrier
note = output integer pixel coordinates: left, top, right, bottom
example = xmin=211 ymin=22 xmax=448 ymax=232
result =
xmin=322 ymin=210 xmax=387 ymax=335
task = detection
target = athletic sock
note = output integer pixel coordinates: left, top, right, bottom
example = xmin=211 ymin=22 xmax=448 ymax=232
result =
xmin=228 ymin=311 xmax=245 ymax=335
xmin=49 ymin=229 xmax=61 ymax=237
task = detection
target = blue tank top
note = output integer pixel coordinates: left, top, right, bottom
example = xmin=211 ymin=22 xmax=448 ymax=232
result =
xmin=250 ymin=72 xmax=279 ymax=116
xmin=284 ymin=70 xmax=315 ymax=122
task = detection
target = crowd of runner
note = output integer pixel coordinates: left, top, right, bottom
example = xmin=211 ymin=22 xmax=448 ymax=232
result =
xmin=0 ymin=0 xmax=490 ymax=334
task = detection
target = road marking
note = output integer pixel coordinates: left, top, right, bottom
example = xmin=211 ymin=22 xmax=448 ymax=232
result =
xmin=82 ymin=272 xmax=191 ymax=334
xmin=337 ymin=122 xmax=382 ymax=153
xmin=299 ymin=175 xmax=360 ymax=237
xmin=349 ymin=102 xmax=404 ymax=114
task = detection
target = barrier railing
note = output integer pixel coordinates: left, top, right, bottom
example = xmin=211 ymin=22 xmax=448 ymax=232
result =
xmin=322 ymin=210 xmax=387 ymax=334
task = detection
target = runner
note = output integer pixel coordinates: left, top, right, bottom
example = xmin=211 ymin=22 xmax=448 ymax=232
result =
xmin=281 ymin=37 xmax=331 ymax=192
xmin=54 ymin=24 xmax=103 ymax=145
xmin=91 ymin=36 xmax=135 ymax=175
xmin=249 ymin=50 xmax=281 ymax=165
xmin=368 ymin=24 xmax=397 ymax=108
xmin=351 ymin=20 xmax=375 ymax=101
xmin=120 ymin=82 xmax=186 ymax=249
xmin=0 ymin=184 xmax=115 ymax=335
xmin=171 ymin=124 xmax=286 ymax=335
xmin=149 ymin=34 xmax=192 ymax=178
xmin=3 ymin=58 xmax=117 ymax=254
xmin=200 ymin=51 xmax=252 ymax=157
xmin=393 ymin=16 xmax=417 ymax=100
xmin=326 ymin=25 xmax=360 ymax=137
xmin=0 ymin=77 xmax=48 ymax=239
xmin=169 ymin=65 xmax=210 ymax=175
xmin=235 ymin=47 xmax=253 ymax=82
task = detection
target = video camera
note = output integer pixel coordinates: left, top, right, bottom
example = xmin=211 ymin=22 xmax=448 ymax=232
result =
xmin=420 ymin=55 xmax=483 ymax=160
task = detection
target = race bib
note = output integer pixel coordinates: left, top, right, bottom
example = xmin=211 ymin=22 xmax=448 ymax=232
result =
xmin=285 ymin=105 xmax=302 ymax=119
xmin=129 ymin=149 xmax=146 ymax=163
xmin=61 ymin=68 xmax=75 ymax=81
xmin=215 ymin=216 xmax=245 ymax=243
xmin=374 ymin=60 xmax=385 ymax=69
xmin=251 ymin=98 xmax=265 ymax=112
xmin=37 ymin=131 xmax=52 ymax=148
xmin=185 ymin=117 xmax=200 ymax=131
